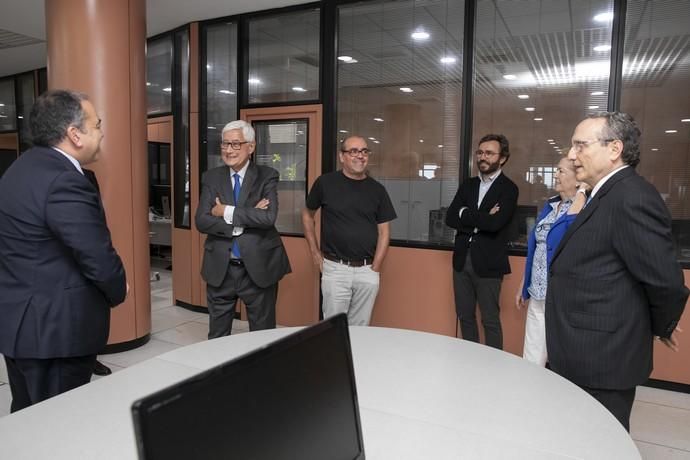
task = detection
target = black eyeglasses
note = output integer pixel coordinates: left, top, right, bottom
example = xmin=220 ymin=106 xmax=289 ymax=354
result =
xmin=341 ymin=148 xmax=372 ymax=157
xmin=570 ymin=138 xmax=615 ymax=152
xmin=221 ymin=141 xmax=250 ymax=150
xmin=475 ymin=149 xmax=500 ymax=157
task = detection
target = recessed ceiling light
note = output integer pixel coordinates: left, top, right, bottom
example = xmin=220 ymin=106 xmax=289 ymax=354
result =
xmin=440 ymin=56 xmax=456 ymax=64
xmin=593 ymin=45 xmax=611 ymax=52
xmin=162 ymin=87 xmax=172 ymax=92
xmin=339 ymin=130 xmax=348 ymax=133
xmin=206 ymin=64 xmax=212 ymax=70
xmin=368 ymin=137 xmax=376 ymax=140
xmin=400 ymin=87 xmax=413 ymax=93
xmin=665 ymin=130 xmax=678 ymax=133
xmin=219 ymin=89 xmax=235 ymax=95
xmin=651 ymin=148 xmax=659 ymax=151
xmin=547 ymin=139 xmax=554 ymax=142
xmin=591 ymin=91 xmax=605 ymax=96
xmin=437 ymin=144 xmax=443 ymax=148
xmin=338 ymin=55 xmax=352 ymax=61
xmin=503 ymin=74 xmax=517 ymax=80
xmin=411 ymin=30 xmax=430 ymax=41
xmin=682 ymin=119 xmax=690 ymax=123
xmin=525 ymin=107 xmax=535 ymax=111
xmin=593 ymin=12 xmax=614 ymax=22
xmin=17 ymin=115 xmax=23 ymax=119
xmin=589 ymin=105 xmax=599 ymax=109
xmin=146 ymin=82 xmax=151 ymax=86
xmin=517 ymin=94 xmax=529 ymax=99
xmin=373 ymin=117 xmax=384 ymax=122
xmin=553 ymin=145 xmax=560 ymax=149
xmin=248 ymin=78 xmax=262 ymax=84
xmin=373 ymin=140 xmax=380 ymax=144
xmin=534 ymin=118 xmax=543 ymax=121
xmin=419 ymin=139 xmax=424 ymax=143
xmin=292 ymin=86 xmax=307 ymax=92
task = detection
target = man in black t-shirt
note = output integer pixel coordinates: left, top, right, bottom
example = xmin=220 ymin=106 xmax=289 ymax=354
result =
xmin=302 ymin=136 xmax=396 ymax=325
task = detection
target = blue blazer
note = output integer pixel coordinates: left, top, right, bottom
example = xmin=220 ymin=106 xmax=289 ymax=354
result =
xmin=0 ymin=147 xmax=127 ymax=359
xmin=521 ymin=196 xmax=577 ymax=300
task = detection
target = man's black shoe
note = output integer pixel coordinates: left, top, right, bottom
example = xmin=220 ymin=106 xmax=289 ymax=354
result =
xmin=93 ymin=360 xmax=112 ymax=376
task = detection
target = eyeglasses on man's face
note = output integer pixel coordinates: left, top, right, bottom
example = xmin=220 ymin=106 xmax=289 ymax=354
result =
xmin=475 ymin=149 xmax=500 ymax=158
xmin=341 ymin=148 xmax=372 ymax=157
xmin=221 ymin=140 xmax=250 ymax=151
xmin=570 ymin=138 xmax=615 ymax=152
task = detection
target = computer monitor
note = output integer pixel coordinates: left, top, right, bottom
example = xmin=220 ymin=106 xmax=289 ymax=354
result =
xmin=131 ymin=314 xmax=365 ymax=460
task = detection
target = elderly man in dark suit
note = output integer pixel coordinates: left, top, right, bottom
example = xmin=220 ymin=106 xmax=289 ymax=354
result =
xmin=446 ymin=134 xmax=519 ymax=350
xmin=196 ymin=120 xmax=291 ymax=338
xmin=546 ymin=112 xmax=688 ymax=431
xmin=0 ymin=90 xmax=127 ymax=412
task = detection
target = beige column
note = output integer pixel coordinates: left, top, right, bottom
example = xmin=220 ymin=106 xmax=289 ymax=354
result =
xmin=45 ymin=0 xmax=151 ymax=348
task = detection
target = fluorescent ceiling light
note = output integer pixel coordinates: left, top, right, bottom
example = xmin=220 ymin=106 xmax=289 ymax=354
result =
xmin=206 ymin=64 xmax=212 ymax=70
xmin=681 ymin=119 xmax=690 ymax=122
xmin=525 ymin=107 xmax=535 ymax=112
xmin=373 ymin=117 xmax=384 ymax=122
xmin=503 ymin=74 xmax=517 ymax=80
xmin=146 ymin=82 xmax=151 ymax=86
xmin=665 ymin=130 xmax=677 ymax=133
xmin=162 ymin=87 xmax=172 ymax=92
xmin=368 ymin=137 xmax=376 ymax=140
xmin=400 ymin=87 xmax=413 ymax=93
xmin=373 ymin=140 xmax=380 ymax=144
xmin=517 ymin=94 xmax=529 ymax=99
xmin=547 ymin=139 xmax=554 ymax=142
xmin=207 ymin=126 xmax=216 ymax=129
xmin=651 ymin=148 xmax=659 ymax=151
xmin=591 ymin=91 xmax=605 ymax=96
xmin=411 ymin=30 xmax=430 ymax=41
xmin=589 ymin=105 xmax=599 ymax=109
xmin=437 ymin=144 xmax=443 ymax=148
xmin=337 ymin=55 xmax=358 ymax=63
xmin=593 ymin=45 xmax=611 ymax=52
xmin=534 ymin=118 xmax=543 ymax=121
xmin=419 ymin=139 xmax=424 ymax=143
xmin=292 ymin=86 xmax=307 ymax=92
xmin=594 ymin=12 xmax=614 ymax=22
xmin=339 ymin=129 xmax=348 ymax=133
xmin=218 ymin=89 xmax=235 ymax=95
xmin=17 ymin=115 xmax=23 ymax=119
xmin=440 ymin=56 xmax=456 ymax=64
xmin=248 ymin=78 xmax=261 ymax=84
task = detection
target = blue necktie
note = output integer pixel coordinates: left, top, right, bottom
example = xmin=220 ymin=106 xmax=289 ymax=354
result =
xmin=232 ymin=173 xmax=241 ymax=258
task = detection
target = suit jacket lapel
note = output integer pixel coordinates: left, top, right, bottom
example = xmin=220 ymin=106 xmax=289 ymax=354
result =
xmin=239 ymin=162 xmax=257 ymax=206
xmin=220 ymin=166 xmax=234 ymax=205
xmin=551 ymin=167 xmax=634 ymax=263
xmin=467 ymin=177 xmax=480 ymax=210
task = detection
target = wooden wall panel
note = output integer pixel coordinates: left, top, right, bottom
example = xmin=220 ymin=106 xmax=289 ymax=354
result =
xmin=0 ymin=133 xmax=18 ymax=150
xmin=276 ymin=236 xmax=320 ymax=326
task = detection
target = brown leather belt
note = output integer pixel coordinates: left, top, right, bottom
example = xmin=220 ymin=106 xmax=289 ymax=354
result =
xmin=323 ymin=253 xmax=370 ymax=267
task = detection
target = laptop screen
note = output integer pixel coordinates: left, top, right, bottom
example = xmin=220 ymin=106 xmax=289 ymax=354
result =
xmin=132 ymin=313 xmax=365 ymax=460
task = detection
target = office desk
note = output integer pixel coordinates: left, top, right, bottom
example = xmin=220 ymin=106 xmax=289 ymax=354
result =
xmin=0 ymin=327 xmax=640 ymax=459
xmin=149 ymin=217 xmax=171 ymax=247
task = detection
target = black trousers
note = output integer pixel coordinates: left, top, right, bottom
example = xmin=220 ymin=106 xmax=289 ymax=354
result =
xmin=581 ymin=386 xmax=637 ymax=432
xmin=4 ymin=354 xmax=97 ymax=413
xmin=453 ymin=254 xmax=503 ymax=349
xmin=206 ymin=261 xmax=278 ymax=339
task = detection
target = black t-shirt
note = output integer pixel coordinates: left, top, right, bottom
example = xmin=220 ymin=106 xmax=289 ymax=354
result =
xmin=305 ymin=171 xmax=397 ymax=260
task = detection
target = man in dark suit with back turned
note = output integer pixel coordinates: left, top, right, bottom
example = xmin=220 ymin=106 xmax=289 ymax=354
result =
xmin=446 ymin=134 xmax=519 ymax=349
xmin=0 ymin=90 xmax=127 ymax=412
xmin=196 ymin=120 xmax=291 ymax=338
xmin=547 ymin=112 xmax=688 ymax=431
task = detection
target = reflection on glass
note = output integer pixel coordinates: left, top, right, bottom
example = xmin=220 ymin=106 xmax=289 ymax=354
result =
xmin=15 ymin=73 xmax=34 ymax=151
xmin=337 ymin=0 xmax=465 ymax=245
xmin=203 ymin=21 xmax=238 ymax=172
xmin=147 ymin=36 xmax=173 ymax=116
xmin=253 ymin=120 xmax=308 ymax=234
xmin=247 ymin=9 xmax=320 ymax=104
xmin=472 ymin=0 xmax=614 ymax=249
xmin=173 ymin=28 xmax=190 ymax=228
xmin=0 ymin=78 xmax=17 ymax=132
xmin=621 ymin=0 xmax=690 ymax=263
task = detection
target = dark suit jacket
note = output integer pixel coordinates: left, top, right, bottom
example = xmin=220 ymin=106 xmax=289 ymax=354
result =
xmin=195 ymin=162 xmax=291 ymax=288
xmin=0 ymin=147 xmax=127 ymax=359
xmin=445 ymin=172 xmax=519 ymax=277
xmin=546 ymin=167 xmax=688 ymax=390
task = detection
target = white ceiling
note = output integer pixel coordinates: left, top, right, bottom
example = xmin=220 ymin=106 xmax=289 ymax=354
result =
xmin=0 ymin=0 xmax=304 ymax=78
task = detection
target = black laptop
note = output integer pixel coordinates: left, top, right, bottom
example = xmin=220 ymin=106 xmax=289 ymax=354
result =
xmin=131 ymin=313 xmax=365 ymax=460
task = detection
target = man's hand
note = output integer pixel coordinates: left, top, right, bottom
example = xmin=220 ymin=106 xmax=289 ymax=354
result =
xmin=255 ymin=198 xmax=270 ymax=209
xmin=125 ymin=283 xmax=130 ymax=299
xmin=489 ymin=203 xmax=500 ymax=215
xmin=211 ymin=197 xmax=226 ymax=217
xmin=515 ymin=293 xmax=527 ymax=310
xmin=311 ymin=250 xmax=323 ymax=272
xmin=658 ymin=326 xmax=683 ymax=352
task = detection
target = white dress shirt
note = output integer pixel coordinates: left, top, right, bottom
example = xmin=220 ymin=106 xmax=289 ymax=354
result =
xmin=222 ymin=162 xmax=249 ymax=236
xmin=52 ymin=147 xmax=84 ymax=175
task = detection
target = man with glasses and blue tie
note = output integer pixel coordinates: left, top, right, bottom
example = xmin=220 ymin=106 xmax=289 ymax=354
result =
xmin=196 ymin=120 xmax=291 ymax=338
xmin=302 ymin=136 xmax=396 ymax=326
xmin=446 ymin=134 xmax=519 ymax=350
xmin=546 ymin=112 xmax=688 ymax=431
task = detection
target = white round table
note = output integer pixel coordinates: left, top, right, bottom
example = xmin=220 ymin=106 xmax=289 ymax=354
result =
xmin=0 ymin=326 xmax=640 ymax=459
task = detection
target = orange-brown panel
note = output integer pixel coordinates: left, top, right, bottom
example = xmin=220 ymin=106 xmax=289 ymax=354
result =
xmin=173 ymin=228 xmax=192 ymax=304
xmin=147 ymin=123 xmax=158 ymax=142
xmin=277 ymin=236 xmax=320 ymax=326
xmin=371 ymin=247 xmax=457 ymax=336
xmin=189 ymin=112 xmax=204 ymax=306
xmin=650 ymin=269 xmax=690 ymax=385
xmin=0 ymin=133 xmax=18 ymax=150
xmin=157 ymin=121 xmax=172 ymax=144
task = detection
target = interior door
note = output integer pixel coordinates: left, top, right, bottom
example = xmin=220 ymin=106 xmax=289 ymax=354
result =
xmin=241 ymin=105 xmax=322 ymax=326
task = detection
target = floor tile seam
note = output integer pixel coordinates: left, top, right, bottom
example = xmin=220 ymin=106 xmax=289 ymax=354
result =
xmin=635 ymin=399 xmax=690 ymax=413
xmin=633 ymin=439 xmax=690 ymax=453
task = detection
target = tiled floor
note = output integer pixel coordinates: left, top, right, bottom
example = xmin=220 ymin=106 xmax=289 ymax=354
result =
xmin=0 ymin=269 xmax=689 ymax=459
